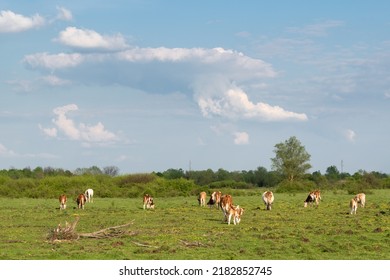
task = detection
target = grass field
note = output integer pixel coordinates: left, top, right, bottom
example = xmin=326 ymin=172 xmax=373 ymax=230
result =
xmin=0 ymin=189 xmax=389 ymax=260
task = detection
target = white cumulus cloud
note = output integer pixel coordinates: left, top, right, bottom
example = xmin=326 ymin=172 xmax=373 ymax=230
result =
xmin=0 ymin=10 xmax=45 ymax=33
xmin=194 ymin=77 xmax=307 ymax=122
xmin=40 ymin=104 xmax=118 ymax=145
xmin=56 ymin=27 xmax=128 ymax=50
xmin=24 ymin=34 xmax=307 ymax=122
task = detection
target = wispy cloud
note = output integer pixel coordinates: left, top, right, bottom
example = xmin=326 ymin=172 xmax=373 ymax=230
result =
xmin=7 ymin=75 xmax=71 ymax=92
xmin=39 ymin=104 xmax=119 ymax=146
xmin=0 ymin=143 xmax=16 ymax=157
xmin=24 ymin=52 xmax=84 ymax=70
xmin=233 ymin=132 xmax=249 ymax=145
xmin=0 ymin=10 xmax=45 ymax=33
xmin=287 ymin=20 xmax=344 ymax=37
xmin=345 ymin=129 xmax=357 ymax=142
xmin=0 ymin=143 xmax=57 ymax=159
xmin=55 ymin=6 xmax=72 ymax=21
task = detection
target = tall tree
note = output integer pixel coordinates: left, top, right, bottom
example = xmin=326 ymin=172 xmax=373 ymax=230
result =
xmin=271 ymin=136 xmax=312 ymax=181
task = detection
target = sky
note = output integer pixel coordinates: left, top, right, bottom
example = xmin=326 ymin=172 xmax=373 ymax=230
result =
xmin=1 ymin=0 xmax=390 ymax=175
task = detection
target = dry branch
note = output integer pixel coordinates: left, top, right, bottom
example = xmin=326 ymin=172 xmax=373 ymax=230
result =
xmin=79 ymin=221 xmax=135 ymax=239
xmin=47 ymin=218 xmax=134 ymax=242
xmin=131 ymin=241 xmax=159 ymax=248
xmin=179 ymin=239 xmax=206 ymax=247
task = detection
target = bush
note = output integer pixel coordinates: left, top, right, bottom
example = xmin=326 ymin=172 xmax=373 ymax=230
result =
xmin=275 ymin=179 xmax=316 ymax=193
xmin=207 ymin=180 xmax=254 ymax=189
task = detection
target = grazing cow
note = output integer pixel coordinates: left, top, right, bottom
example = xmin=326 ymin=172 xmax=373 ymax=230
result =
xmin=207 ymin=191 xmax=222 ymax=209
xmin=354 ymin=193 xmax=366 ymax=208
xmin=59 ymin=194 xmax=67 ymax=210
xmin=304 ymin=190 xmax=321 ymax=207
xmin=76 ymin=193 xmax=87 ymax=209
xmin=262 ymin=191 xmax=274 ymax=210
xmin=350 ymin=197 xmax=358 ymax=214
xmin=198 ymin=191 xmax=207 ymax=207
xmin=143 ymin=194 xmax=155 ymax=209
xmin=219 ymin=194 xmax=244 ymax=225
xmin=85 ymin=188 xmax=94 ymax=203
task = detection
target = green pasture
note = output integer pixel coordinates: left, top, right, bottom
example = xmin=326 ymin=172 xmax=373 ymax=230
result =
xmin=0 ymin=189 xmax=389 ymax=260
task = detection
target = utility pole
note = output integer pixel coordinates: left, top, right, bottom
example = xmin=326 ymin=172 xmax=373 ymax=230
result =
xmin=341 ymin=160 xmax=344 ymax=174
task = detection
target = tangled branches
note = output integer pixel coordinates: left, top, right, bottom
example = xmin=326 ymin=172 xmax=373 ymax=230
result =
xmin=47 ymin=217 xmax=134 ymax=242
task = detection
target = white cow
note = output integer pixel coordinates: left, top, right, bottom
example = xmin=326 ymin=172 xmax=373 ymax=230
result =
xmin=85 ymin=188 xmax=94 ymax=203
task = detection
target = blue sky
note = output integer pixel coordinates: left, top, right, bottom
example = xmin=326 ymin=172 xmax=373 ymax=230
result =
xmin=1 ymin=0 xmax=389 ymax=175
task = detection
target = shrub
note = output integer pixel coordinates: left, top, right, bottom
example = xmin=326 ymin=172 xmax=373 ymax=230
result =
xmin=275 ymin=179 xmax=316 ymax=193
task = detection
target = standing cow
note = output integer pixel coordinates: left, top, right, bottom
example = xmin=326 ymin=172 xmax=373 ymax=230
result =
xmin=304 ymin=190 xmax=321 ymax=208
xmin=76 ymin=193 xmax=87 ymax=209
xmin=262 ymin=191 xmax=274 ymax=210
xmin=207 ymin=191 xmax=222 ymax=209
xmin=59 ymin=194 xmax=67 ymax=210
xmin=219 ymin=194 xmax=244 ymax=225
xmin=143 ymin=194 xmax=155 ymax=209
xmin=198 ymin=191 xmax=207 ymax=207
xmin=350 ymin=197 xmax=358 ymax=214
xmin=85 ymin=188 xmax=94 ymax=203
xmin=354 ymin=193 xmax=366 ymax=208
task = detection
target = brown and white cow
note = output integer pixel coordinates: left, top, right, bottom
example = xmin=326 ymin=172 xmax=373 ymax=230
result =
xmin=350 ymin=197 xmax=358 ymax=214
xmin=227 ymin=205 xmax=244 ymax=225
xmin=76 ymin=193 xmax=87 ymax=209
xmin=198 ymin=191 xmax=207 ymax=207
xmin=207 ymin=191 xmax=222 ymax=209
xmin=143 ymin=194 xmax=155 ymax=209
xmin=304 ymin=190 xmax=321 ymax=207
xmin=219 ymin=194 xmax=244 ymax=225
xmin=262 ymin=191 xmax=274 ymax=210
xmin=354 ymin=193 xmax=366 ymax=208
xmin=59 ymin=194 xmax=67 ymax=210
xmin=220 ymin=194 xmax=233 ymax=222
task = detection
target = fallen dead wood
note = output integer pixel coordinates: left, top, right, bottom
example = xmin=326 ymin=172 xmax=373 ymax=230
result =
xmin=79 ymin=221 xmax=135 ymax=239
xmin=131 ymin=241 xmax=159 ymax=248
xmin=179 ymin=239 xmax=206 ymax=247
xmin=47 ymin=218 xmax=135 ymax=242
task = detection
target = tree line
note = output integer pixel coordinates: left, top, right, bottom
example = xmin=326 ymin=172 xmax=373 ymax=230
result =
xmin=0 ymin=136 xmax=389 ymax=198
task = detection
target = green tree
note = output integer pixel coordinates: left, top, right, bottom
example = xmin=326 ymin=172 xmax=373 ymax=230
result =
xmin=271 ymin=136 xmax=312 ymax=182
xmin=325 ymin=165 xmax=340 ymax=182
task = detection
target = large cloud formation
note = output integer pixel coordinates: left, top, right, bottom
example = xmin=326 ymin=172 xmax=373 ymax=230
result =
xmin=24 ymin=27 xmax=308 ymax=122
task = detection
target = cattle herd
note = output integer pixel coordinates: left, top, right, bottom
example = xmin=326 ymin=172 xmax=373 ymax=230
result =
xmin=58 ymin=188 xmax=94 ymax=210
xmin=58 ymin=188 xmax=366 ymax=225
